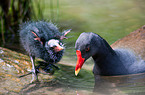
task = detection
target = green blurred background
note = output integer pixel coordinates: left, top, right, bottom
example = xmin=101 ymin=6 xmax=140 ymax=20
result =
xmin=0 ymin=0 xmax=145 ymax=59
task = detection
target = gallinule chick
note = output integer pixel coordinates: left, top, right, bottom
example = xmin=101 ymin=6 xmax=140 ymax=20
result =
xmin=19 ymin=21 xmax=70 ymax=82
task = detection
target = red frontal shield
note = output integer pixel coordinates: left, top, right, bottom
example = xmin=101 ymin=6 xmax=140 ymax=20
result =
xmin=75 ymin=50 xmax=85 ymax=76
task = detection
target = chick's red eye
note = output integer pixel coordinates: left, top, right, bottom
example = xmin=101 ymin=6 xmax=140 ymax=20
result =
xmin=86 ymin=48 xmax=90 ymax=51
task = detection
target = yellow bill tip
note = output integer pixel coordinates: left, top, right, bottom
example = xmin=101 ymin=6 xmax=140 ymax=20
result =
xmin=75 ymin=68 xmax=81 ymax=76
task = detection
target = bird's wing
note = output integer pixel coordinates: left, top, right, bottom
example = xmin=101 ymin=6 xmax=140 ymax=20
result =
xmin=31 ymin=31 xmax=43 ymax=45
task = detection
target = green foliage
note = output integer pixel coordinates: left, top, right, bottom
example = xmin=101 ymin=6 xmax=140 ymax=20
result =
xmin=0 ymin=0 xmax=33 ymax=45
xmin=0 ymin=0 xmax=60 ymax=46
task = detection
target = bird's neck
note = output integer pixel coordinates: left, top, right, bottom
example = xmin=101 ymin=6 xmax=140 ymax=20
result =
xmin=92 ymin=38 xmax=116 ymax=63
xmin=92 ymin=44 xmax=116 ymax=64
xmin=92 ymin=44 xmax=130 ymax=75
xmin=92 ymin=39 xmax=126 ymax=75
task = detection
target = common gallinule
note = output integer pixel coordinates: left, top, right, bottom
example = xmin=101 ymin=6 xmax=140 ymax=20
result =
xmin=75 ymin=25 xmax=145 ymax=76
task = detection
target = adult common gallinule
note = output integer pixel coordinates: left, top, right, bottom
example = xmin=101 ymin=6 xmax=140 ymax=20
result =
xmin=75 ymin=25 xmax=145 ymax=76
xmin=19 ymin=21 xmax=70 ymax=82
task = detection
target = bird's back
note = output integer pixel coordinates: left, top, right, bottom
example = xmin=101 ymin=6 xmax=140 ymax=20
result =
xmin=111 ymin=25 xmax=145 ymax=60
xmin=20 ymin=21 xmax=61 ymax=40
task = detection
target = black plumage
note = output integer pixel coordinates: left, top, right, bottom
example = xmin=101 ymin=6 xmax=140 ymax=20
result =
xmin=75 ymin=31 xmax=145 ymax=76
xmin=19 ymin=21 xmax=70 ymax=82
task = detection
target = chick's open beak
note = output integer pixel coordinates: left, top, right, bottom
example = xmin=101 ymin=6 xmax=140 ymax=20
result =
xmin=75 ymin=50 xmax=85 ymax=76
xmin=54 ymin=44 xmax=64 ymax=52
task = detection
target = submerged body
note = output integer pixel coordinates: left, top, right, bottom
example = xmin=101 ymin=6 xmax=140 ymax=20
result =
xmin=93 ymin=48 xmax=145 ymax=76
xmin=75 ymin=25 xmax=145 ymax=76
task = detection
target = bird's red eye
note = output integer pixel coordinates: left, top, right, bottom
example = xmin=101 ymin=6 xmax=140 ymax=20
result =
xmin=86 ymin=48 xmax=90 ymax=51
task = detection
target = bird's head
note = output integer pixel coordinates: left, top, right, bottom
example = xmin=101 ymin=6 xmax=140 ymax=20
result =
xmin=45 ymin=39 xmax=64 ymax=52
xmin=75 ymin=32 xmax=102 ymax=76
